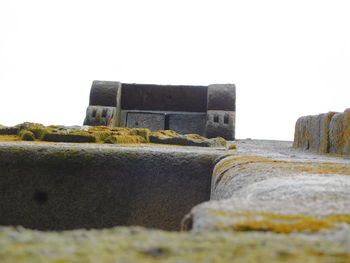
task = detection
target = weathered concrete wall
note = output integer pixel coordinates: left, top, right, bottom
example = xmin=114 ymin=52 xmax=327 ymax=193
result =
xmin=183 ymin=139 xmax=350 ymax=255
xmin=83 ymin=105 xmax=116 ymax=126
xmin=293 ymin=108 xmax=350 ymax=155
xmin=89 ymin=80 xmax=120 ymax=107
xmin=2 ymin=139 xmax=350 ymax=262
xmin=206 ymin=84 xmax=236 ymax=140
xmin=121 ymin=83 xmax=208 ymax=112
xmin=0 ymin=142 xmax=224 ymax=231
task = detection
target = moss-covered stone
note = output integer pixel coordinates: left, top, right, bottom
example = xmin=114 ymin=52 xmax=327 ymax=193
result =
xmin=19 ymin=130 xmax=35 ymax=141
xmin=0 ymin=123 xmax=225 ymax=147
xmin=0 ymin=226 xmax=349 ymax=263
xmin=42 ymin=131 xmax=97 ymax=143
xmin=150 ymin=131 xmax=227 ymax=148
xmin=228 ymin=144 xmax=237 ymax=150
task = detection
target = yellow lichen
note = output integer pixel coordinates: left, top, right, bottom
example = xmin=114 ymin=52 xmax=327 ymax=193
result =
xmin=185 ymin=134 xmax=207 ymax=140
xmin=0 ymin=135 xmax=20 ymax=142
xmin=211 ymin=211 xmax=350 ymax=234
xmin=231 ymin=218 xmax=331 ymax=233
xmin=152 ymin=130 xmax=180 ymax=138
xmin=228 ymin=144 xmax=237 ymax=150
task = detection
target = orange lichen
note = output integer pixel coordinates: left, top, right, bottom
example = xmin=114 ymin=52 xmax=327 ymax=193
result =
xmin=211 ymin=211 xmax=350 ymax=234
xmin=228 ymin=144 xmax=237 ymax=150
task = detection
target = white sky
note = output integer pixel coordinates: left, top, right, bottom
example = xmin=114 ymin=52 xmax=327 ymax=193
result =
xmin=0 ymin=0 xmax=349 ymax=141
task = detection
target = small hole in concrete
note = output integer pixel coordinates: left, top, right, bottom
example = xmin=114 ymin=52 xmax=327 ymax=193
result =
xmin=92 ymin=109 xmax=97 ymax=117
xmin=33 ymin=191 xmax=48 ymax=204
xmin=135 ymin=121 xmax=139 ymax=126
xmin=213 ymin=115 xmax=219 ymax=123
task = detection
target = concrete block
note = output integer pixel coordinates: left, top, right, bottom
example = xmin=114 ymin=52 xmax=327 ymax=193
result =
xmin=89 ymin=81 xmax=120 ymax=107
xmin=319 ymin=112 xmax=337 ymax=153
xmin=207 ymin=84 xmax=236 ymax=111
xmin=83 ymin=106 xmax=116 ymax=126
xmin=341 ymin=108 xmax=350 ymax=154
xmin=293 ymin=116 xmax=303 ymax=148
xmin=309 ymin=114 xmax=322 ymax=151
xmin=329 ymin=112 xmax=344 ymax=154
xmin=126 ymin=112 xmax=165 ymax=131
xmin=0 ymin=143 xmax=224 ymax=231
xmin=168 ymin=113 xmax=206 ymax=136
xmin=121 ymin=83 xmax=208 ymax=112
xmin=206 ymin=111 xmax=235 ymax=140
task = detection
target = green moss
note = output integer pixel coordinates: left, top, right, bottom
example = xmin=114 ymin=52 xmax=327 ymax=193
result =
xmin=19 ymin=130 xmax=35 ymax=141
xmin=152 ymin=130 xmax=180 ymax=138
xmin=104 ymin=135 xmax=145 ymax=144
xmin=0 ymin=135 xmax=20 ymax=142
xmin=216 ymin=137 xmax=227 ymax=147
xmin=130 ymin=128 xmax=151 ymax=142
xmin=42 ymin=132 xmax=97 ymax=143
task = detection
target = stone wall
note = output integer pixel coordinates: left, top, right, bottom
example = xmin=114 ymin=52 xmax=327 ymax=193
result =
xmin=293 ymin=108 xmax=350 ymax=155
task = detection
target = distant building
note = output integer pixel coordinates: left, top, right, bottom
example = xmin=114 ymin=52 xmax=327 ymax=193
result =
xmin=84 ymin=81 xmax=236 ymax=140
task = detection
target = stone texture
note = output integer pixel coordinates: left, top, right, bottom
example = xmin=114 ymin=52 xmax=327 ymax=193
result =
xmin=206 ymin=110 xmax=235 ymax=140
xmin=319 ymin=112 xmax=337 ymax=153
xmin=168 ymin=113 xmax=206 ymax=136
xmin=121 ymin=83 xmax=208 ymax=112
xmin=207 ymin=84 xmax=236 ymax=111
xmin=1 ymin=226 xmax=350 ymax=263
xmin=294 ymin=108 xmax=350 ymax=155
xmin=89 ymin=80 xmax=120 ymax=107
xmin=184 ymin=140 xmax=350 ymax=246
xmin=1 ymin=139 xmax=350 ymax=261
xmin=83 ymin=105 xmax=116 ymax=126
xmin=341 ymin=108 xmax=350 ymax=154
xmin=0 ymin=142 xmax=224 ymax=231
xmin=149 ymin=133 xmax=226 ymax=148
xmin=126 ymin=112 xmax=165 ymax=131
xmin=329 ymin=112 xmax=344 ymax=154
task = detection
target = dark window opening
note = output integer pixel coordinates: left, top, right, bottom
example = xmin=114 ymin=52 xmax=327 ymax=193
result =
xmin=213 ymin=115 xmax=219 ymax=123
xmin=92 ymin=109 xmax=97 ymax=118
xmin=224 ymin=114 xmax=229 ymax=124
xmin=102 ymin=109 xmax=107 ymax=118
xmin=164 ymin=115 xmax=170 ymax=130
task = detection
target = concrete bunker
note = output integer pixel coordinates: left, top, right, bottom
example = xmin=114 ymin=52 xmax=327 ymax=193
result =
xmin=0 ymin=143 xmax=225 ymax=231
xmin=84 ymin=81 xmax=236 ymax=140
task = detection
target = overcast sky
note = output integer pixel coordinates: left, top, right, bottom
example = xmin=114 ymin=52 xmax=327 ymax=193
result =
xmin=1 ymin=0 xmax=349 ymax=140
